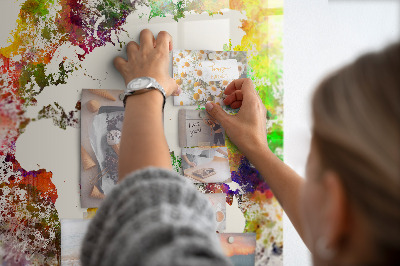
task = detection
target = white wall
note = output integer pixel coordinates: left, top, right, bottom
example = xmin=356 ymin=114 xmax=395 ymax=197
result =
xmin=283 ymin=0 xmax=399 ymax=265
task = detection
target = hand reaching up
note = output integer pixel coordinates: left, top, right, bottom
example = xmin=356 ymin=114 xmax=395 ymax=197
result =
xmin=113 ymin=29 xmax=180 ymax=97
xmin=205 ymin=78 xmax=269 ymax=156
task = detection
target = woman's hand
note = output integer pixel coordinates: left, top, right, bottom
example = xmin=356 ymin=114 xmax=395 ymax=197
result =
xmin=113 ymin=29 xmax=180 ymax=97
xmin=205 ymin=78 xmax=270 ymax=157
xmin=188 ymin=162 xmax=197 ymax=168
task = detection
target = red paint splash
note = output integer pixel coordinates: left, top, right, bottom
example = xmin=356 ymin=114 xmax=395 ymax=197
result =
xmin=5 ymin=153 xmax=58 ymax=204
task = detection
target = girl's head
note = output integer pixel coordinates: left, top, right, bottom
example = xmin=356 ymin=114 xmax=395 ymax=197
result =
xmin=301 ymin=43 xmax=400 ymax=265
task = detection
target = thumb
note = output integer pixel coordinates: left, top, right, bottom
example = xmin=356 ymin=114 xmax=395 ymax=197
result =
xmin=205 ymin=102 xmax=232 ymax=128
xmin=171 ymin=85 xmax=182 ymax=96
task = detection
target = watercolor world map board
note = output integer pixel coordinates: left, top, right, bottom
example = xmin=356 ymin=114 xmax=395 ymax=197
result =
xmin=0 ymin=0 xmax=283 ymax=265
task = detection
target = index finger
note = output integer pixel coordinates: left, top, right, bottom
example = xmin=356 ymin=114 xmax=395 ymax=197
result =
xmin=224 ymin=78 xmax=255 ymax=97
xmin=155 ymin=31 xmax=173 ymax=53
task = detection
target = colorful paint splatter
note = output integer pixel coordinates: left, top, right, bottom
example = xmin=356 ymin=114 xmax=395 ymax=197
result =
xmin=0 ymin=0 xmax=283 ymax=264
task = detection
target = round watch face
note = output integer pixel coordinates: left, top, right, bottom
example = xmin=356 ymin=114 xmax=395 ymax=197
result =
xmin=130 ymin=77 xmax=151 ymax=90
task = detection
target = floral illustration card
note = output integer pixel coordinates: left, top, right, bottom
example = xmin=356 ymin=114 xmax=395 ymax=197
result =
xmin=173 ymin=50 xmax=247 ymax=106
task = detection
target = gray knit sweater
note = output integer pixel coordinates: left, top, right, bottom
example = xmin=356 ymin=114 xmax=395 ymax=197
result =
xmin=81 ymin=167 xmax=232 ymax=266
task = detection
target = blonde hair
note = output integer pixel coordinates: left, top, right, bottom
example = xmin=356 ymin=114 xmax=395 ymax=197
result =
xmin=312 ymin=43 xmax=400 ymax=264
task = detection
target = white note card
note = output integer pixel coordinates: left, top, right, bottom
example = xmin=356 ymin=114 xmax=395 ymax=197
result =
xmin=199 ymin=59 xmax=239 ymax=82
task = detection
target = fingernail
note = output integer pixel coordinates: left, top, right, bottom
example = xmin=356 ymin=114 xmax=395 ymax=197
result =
xmin=177 ymin=86 xmax=182 ymax=94
xmin=205 ymin=102 xmax=214 ymax=111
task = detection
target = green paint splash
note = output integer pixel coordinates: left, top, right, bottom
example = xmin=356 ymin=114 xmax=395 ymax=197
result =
xmin=170 ymin=151 xmax=182 ymax=173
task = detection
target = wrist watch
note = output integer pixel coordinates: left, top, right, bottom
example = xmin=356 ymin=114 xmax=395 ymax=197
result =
xmin=120 ymin=77 xmax=166 ymax=109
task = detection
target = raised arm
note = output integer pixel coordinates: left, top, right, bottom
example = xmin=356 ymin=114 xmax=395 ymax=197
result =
xmin=205 ymin=78 xmax=306 ymax=240
xmin=113 ymin=30 xmax=178 ymax=180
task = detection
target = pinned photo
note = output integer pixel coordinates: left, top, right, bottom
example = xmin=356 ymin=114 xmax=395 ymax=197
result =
xmin=219 ymin=233 xmax=257 ymax=266
xmin=178 ymin=109 xmax=226 ymax=148
xmin=182 ymin=147 xmax=231 ymax=183
xmin=80 ymin=89 xmax=124 ymax=208
xmin=61 ymin=219 xmax=91 ymax=266
xmin=205 ymin=193 xmax=227 ymax=232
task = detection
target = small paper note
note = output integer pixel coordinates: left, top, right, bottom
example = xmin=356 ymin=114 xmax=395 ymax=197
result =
xmin=199 ymin=59 xmax=239 ymax=82
xmin=178 ymin=109 xmax=226 ymax=148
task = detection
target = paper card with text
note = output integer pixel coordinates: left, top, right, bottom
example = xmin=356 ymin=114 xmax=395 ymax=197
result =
xmin=173 ymin=50 xmax=247 ymax=106
xmin=199 ymin=59 xmax=239 ymax=81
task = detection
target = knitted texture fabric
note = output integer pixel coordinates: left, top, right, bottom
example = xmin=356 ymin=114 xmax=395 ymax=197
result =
xmin=81 ymin=167 xmax=232 ymax=266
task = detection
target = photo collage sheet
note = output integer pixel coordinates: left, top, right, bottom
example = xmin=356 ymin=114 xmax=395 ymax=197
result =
xmin=77 ymin=50 xmax=257 ymax=266
xmin=79 ymin=50 xmax=246 ymax=204
xmin=175 ymin=50 xmax=248 ymax=184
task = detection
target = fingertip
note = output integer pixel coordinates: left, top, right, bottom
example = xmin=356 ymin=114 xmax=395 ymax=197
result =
xmin=126 ymin=41 xmax=139 ymax=51
xmin=155 ymin=31 xmax=173 ymax=52
xmin=205 ymin=101 xmax=214 ymax=112
xmin=172 ymin=85 xmax=181 ymax=96
xmin=140 ymin=29 xmax=155 ymax=49
xmin=140 ymin=28 xmax=152 ymax=37
xmin=223 ymin=93 xmax=235 ymax=106
xmin=222 ymin=97 xmax=230 ymax=105
xmin=224 ymin=80 xmax=238 ymax=95
xmin=113 ymin=56 xmax=126 ymax=69
xmin=231 ymin=101 xmax=242 ymax=109
xmin=113 ymin=56 xmax=119 ymax=66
